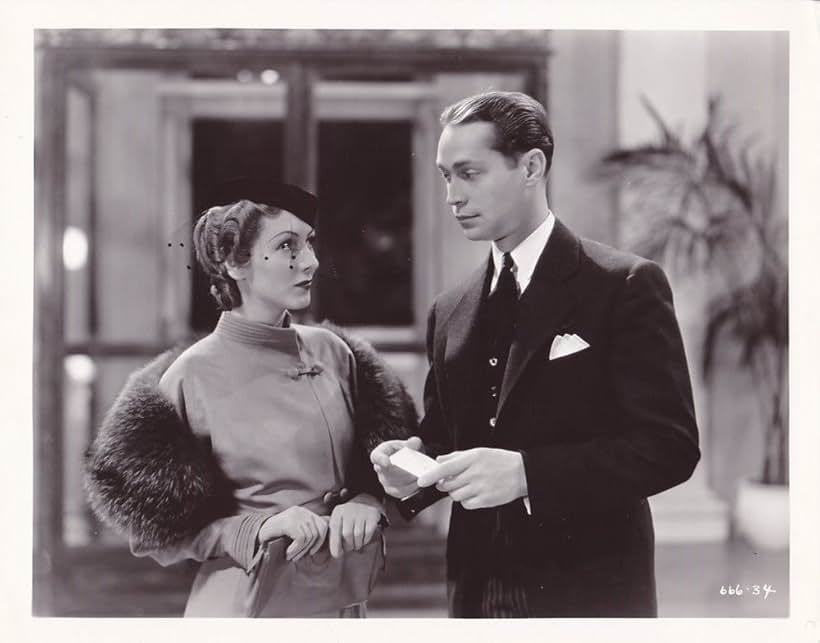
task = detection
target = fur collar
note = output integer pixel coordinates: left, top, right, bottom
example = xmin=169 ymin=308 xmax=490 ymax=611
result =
xmin=84 ymin=322 xmax=417 ymax=549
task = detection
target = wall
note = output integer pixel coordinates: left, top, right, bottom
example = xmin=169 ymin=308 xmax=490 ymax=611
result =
xmin=704 ymin=31 xmax=788 ymax=499
xmin=548 ymin=30 xmax=788 ymax=503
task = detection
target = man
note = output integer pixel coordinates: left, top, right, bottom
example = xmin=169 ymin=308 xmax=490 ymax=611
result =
xmin=371 ymin=91 xmax=700 ymax=617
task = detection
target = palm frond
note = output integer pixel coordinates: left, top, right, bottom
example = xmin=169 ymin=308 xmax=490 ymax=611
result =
xmin=597 ymin=94 xmax=788 ymax=483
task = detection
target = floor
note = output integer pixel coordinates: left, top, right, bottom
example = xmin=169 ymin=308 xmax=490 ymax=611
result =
xmin=46 ymin=538 xmax=787 ymax=618
xmin=366 ymin=541 xmax=789 ymax=618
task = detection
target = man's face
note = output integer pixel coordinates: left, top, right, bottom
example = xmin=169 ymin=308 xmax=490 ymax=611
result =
xmin=436 ymin=121 xmax=529 ymax=246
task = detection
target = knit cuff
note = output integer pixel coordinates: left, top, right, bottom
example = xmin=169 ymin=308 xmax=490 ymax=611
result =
xmin=226 ymin=512 xmax=269 ymax=572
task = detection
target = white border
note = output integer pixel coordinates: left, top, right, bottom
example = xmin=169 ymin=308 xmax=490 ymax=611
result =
xmin=3 ymin=1 xmax=818 ymax=641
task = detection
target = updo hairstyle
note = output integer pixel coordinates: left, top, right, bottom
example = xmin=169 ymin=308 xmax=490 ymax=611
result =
xmin=193 ymin=199 xmax=281 ymax=310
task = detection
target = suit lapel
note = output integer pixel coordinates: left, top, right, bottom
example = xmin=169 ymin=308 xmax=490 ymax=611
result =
xmin=497 ymin=219 xmax=581 ymax=417
xmin=443 ymin=256 xmax=492 ymax=432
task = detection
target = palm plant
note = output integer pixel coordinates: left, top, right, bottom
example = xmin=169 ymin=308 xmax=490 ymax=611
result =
xmin=597 ymin=96 xmax=788 ymax=485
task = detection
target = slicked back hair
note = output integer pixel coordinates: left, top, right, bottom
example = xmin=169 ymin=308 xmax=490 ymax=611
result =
xmin=440 ymin=91 xmax=554 ymax=173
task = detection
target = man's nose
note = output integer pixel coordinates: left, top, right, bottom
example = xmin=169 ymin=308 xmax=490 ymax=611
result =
xmin=446 ymin=183 xmax=466 ymax=208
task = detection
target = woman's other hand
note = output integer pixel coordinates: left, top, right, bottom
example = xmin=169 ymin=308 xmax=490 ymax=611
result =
xmin=259 ymin=506 xmax=329 ymax=562
xmin=328 ymin=493 xmax=383 ymax=558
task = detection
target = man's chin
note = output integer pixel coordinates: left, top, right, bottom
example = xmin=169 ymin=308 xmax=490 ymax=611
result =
xmin=459 ymin=226 xmax=491 ymax=242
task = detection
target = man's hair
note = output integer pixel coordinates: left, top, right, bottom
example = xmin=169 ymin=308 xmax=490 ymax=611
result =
xmin=440 ymin=91 xmax=554 ymax=173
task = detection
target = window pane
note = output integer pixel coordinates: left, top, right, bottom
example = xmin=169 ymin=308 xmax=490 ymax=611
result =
xmin=316 ymin=121 xmax=413 ymax=326
xmin=190 ymin=118 xmax=284 ymax=332
xmin=64 ymin=87 xmax=93 ymax=344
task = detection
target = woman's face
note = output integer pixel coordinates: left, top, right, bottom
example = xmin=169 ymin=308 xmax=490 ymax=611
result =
xmin=232 ymin=210 xmax=318 ymax=317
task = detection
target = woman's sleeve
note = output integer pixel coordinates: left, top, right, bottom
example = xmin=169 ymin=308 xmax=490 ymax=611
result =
xmin=130 ymin=513 xmax=268 ymax=571
xmin=127 ymin=361 xmax=269 ymax=571
xmin=341 ymin=345 xmax=387 ymax=502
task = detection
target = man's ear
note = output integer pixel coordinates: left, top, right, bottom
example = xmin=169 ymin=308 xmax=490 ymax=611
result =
xmin=225 ymin=259 xmax=247 ymax=282
xmin=521 ymin=149 xmax=548 ymax=185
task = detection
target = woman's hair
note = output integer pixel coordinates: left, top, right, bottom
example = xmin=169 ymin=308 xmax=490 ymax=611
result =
xmin=440 ymin=91 xmax=554 ymax=174
xmin=193 ymin=199 xmax=281 ymax=310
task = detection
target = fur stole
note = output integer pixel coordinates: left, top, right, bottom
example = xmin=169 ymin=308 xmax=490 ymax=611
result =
xmin=84 ymin=322 xmax=418 ymax=549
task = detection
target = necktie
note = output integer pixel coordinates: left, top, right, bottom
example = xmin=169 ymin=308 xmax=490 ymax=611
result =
xmin=491 ymin=252 xmax=519 ymax=359
xmin=495 ymin=252 xmax=518 ymax=305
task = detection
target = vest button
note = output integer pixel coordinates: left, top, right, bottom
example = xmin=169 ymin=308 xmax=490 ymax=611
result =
xmin=489 ymin=357 xmax=498 ymax=366
xmin=489 ymin=417 xmax=497 ymax=428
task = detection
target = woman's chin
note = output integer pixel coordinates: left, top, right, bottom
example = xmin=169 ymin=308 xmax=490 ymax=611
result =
xmin=287 ymin=293 xmax=312 ymax=311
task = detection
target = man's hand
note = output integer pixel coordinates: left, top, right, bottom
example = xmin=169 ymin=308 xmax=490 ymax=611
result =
xmin=328 ymin=493 xmax=383 ymax=558
xmin=370 ymin=436 xmax=425 ymax=499
xmin=416 ymin=448 xmax=528 ymax=510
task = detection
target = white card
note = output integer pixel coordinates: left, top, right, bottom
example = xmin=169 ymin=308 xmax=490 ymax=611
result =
xmin=389 ymin=447 xmax=438 ymax=478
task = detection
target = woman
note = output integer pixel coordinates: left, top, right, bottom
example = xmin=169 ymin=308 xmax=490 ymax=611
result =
xmin=84 ymin=179 xmax=416 ymax=617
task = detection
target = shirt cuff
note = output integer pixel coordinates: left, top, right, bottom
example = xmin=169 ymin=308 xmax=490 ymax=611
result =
xmin=522 ymin=496 xmax=532 ymax=515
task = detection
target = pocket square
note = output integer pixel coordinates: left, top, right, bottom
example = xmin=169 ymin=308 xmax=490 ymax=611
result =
xmin=549 ymin=333 xmax=590 ymax=360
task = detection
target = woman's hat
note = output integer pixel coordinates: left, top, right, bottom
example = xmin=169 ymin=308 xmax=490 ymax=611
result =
xmin=209 ymin=177 xmax=318 ymax=227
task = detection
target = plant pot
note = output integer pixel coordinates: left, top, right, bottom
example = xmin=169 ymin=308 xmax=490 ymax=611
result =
xmin=734 ymin=478 xmax=789 ymax=550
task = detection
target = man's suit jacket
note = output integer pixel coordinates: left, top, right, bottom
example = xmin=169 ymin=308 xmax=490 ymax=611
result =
xmin=400 ymin=218 xmax=701 ymax=617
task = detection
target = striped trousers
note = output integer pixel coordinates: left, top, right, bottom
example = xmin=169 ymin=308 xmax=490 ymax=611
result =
xmin=448 ymin=576 xmax=529 ymax=618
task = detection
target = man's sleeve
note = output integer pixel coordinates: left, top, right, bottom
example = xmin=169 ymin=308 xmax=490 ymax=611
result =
xmin=520 ymin=260 xmax=701 ymax=518
xmin=397 ymin=302 xmax=451 ymax=519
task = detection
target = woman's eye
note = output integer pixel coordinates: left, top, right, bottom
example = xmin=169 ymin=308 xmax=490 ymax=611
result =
xmin=278 ymin=240 xmax=293 ymax=251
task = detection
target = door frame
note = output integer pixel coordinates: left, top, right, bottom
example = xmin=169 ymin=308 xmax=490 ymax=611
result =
xmin=34 ymin=30 xmax=551 ymax=613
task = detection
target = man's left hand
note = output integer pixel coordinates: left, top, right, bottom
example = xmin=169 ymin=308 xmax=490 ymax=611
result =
xmin=416 ymin=448 xmax=528 ymax=510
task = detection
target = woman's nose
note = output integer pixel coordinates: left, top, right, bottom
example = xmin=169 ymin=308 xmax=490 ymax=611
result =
xmin=298 ymin=246 xmax=318 ymax=274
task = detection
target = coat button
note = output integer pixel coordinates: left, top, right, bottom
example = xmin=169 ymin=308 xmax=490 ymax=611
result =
xmin=489 ymin=417 xmax=497 ymax=428
xmin=489 ymin=357 xmax=498 ymax=366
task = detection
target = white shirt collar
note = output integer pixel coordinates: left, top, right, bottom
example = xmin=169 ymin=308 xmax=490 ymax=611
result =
xmin=491 ymin=210 xmax=555 ymax=295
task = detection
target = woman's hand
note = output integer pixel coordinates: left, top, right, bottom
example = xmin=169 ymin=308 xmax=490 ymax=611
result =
xmin=259 ymin=506 xmax=329 ymax=562
xmin=328 ymin=493 xmax=383 ymax=559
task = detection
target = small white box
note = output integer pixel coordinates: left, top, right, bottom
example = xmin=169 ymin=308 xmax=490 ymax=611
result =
xmin=389 ymin=447 xmax=438 ymax=478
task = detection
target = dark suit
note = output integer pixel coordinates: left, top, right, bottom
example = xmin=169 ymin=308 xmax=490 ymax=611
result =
xmin=400 ymin=218 xmax=700 ymax=617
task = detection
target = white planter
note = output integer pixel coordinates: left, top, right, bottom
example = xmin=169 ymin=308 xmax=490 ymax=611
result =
xmin=734 ymin=478 xmax=789 ymax=550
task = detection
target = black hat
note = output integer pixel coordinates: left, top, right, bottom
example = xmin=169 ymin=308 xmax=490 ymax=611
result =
xmin=209 ymin=177 xmax=318 ymax=227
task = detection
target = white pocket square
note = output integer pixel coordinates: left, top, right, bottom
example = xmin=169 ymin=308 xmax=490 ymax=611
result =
xmin=549 ymin=333 xmax=590 ymax=360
